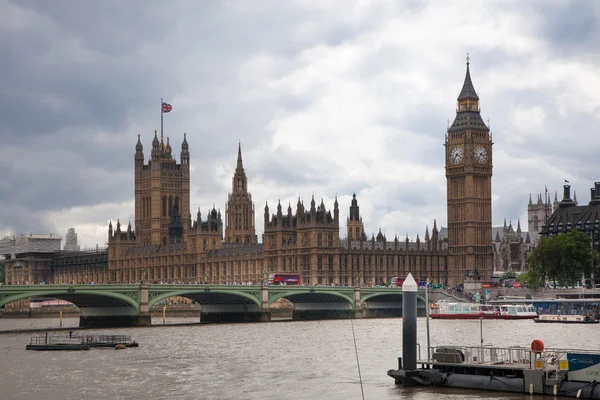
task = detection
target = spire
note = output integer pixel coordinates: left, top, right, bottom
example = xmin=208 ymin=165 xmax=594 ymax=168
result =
xmin=448 ymin=55 xmax=488 ymax=133
xmin=458 ymin=53 xmax=479 ymax=101
xmin=136 ymin=133 xmax=143 ymax=152
xmin=237 ymin=141 xmax=243 ymax=170
xmin=181 ymin=132 xmax=189 ymax=151
xmin=574 ymin=190 xmax=578 ymax=205
xmin=517 ymin=219 xmax=522 ymax=237
xmin=495 ymin=230 xmax=501 ymax=242
xmin=433 ymin=219 xmax=438 ymax=232
xmin=503 ymin=218 xmax=507 ymax=229
xmin=424 ymin=225 xmax=430 ymax=241
xmin=528 ymin=194 xmax=532 ymax=206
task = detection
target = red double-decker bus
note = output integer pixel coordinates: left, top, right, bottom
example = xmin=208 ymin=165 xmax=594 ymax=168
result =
xmin=268 ymin=273 xmax=301 ymax=285
xmin=390 ymin=276 xmax=405 ymax=287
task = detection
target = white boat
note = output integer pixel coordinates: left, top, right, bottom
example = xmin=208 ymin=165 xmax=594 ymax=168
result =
xmin=429 ymin=301 xmax=538 ymax=320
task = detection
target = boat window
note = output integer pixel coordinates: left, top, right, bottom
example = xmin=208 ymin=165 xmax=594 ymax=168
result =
xmin=508 ymin=307 xmax=517 ymax=315
xmin=447 ymin=305 xmax=455 ymax=313
xmin=462 ymin=305 xmax=471 ymax=313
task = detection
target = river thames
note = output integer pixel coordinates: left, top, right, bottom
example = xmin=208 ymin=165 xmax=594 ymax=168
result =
xmin=0 ymin=317 xmax=594 ymax=400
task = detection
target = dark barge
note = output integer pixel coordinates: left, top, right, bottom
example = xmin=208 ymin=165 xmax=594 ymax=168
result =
xmin=388 ymin=344 xmax=600 ymax=398
xmin=26 ymin=332 xmax=138 ymax=350
xmin=388 ymin=273 xmax=600 ymax=399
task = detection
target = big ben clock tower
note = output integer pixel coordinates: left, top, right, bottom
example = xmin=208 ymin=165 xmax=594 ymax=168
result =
xmin=445 ymin=56 xmax=493 ymax=286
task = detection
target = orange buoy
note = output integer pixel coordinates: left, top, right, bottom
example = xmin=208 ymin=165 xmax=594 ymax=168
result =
xmin=531 ymin=339 xmax=544 ymax=353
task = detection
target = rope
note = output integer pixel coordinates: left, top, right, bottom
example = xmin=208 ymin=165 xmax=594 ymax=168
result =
xmin=350 ymin=318 xmax=365 ymax=400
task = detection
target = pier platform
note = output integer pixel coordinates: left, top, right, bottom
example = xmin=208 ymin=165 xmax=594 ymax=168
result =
xmin=388 ymin=344 xmax=600 ymax=398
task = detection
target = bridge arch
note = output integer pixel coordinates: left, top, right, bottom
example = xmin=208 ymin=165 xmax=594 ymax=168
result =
xmin=0 ymin=290 xmax=139 ymax=311
xmin=359 ymin=292 xmax=427 ymax=307
xmin=268 ymin=290 xmax=354 ymax=307
xmin=148 ymin=289 xmax=261 ymax=310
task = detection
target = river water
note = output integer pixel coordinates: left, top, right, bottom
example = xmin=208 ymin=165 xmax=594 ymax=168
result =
xmin=0 ymin=317 xmax=594 ymax=400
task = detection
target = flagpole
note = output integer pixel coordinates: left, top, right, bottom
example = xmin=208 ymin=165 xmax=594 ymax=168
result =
xmin=160 ymin=97 xmax=164 ymax=139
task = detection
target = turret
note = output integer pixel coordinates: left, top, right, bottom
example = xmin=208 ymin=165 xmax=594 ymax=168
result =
xmin=264 ymin=201 xmax=269 ymax=226
xmin=135 ymin=134 xmax=144 ymax=168
xmin=334 ymin=195 xmax=339 ymax=224
xmin=151 ymin=129 xmax=160 ymax=159
xmin=181 ymin=133 xmax=189 ymax=165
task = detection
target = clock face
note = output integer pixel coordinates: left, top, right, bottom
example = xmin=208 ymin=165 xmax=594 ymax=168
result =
xmin=449 ymin=145 xmax=463 ymax=165
xmin=474 ymin=145 xmax=488 ymax=164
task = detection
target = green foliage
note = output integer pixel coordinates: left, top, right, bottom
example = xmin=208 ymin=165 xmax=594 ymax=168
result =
xmin=502 ymin=270 xmax=517 ymax=280
xmin=527 ymin=229 xmax=599 ymax=287
xmin=517 ymin=270 xmax=543 ymax=290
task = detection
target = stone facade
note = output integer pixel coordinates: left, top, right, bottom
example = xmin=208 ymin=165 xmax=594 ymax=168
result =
xmin=492 ymin=220 xmax=532 ymax=272
xmin=105 ymin=128 xmax=450 ymax=286
xmin=527 ymin=191 xmax=561 ymax=246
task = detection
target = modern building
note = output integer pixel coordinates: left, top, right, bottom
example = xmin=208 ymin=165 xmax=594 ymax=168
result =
xmin=541 ymin=183 xmax=600 ymax=253
xmin=64 ymin=228 xmax=81 ymax=252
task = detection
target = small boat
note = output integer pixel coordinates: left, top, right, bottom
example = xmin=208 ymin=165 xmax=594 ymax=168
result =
xmin=534 ymin=314 xmax=599 ymax=324
xmin=26 ymin=333 xmax=90 ymax=351
xmin=429 ymin=301 xmax=538 ymax=320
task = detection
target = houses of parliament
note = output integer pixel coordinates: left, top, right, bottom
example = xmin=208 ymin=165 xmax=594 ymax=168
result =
xmin=106 ymin=60 xmax=492 ymax=287
xmin=2 ymin=61 xmax=495 ymax=287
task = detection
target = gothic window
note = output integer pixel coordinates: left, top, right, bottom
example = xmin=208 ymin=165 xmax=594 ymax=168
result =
xmin=162 ymin=197 xmax=167 ymax=217
xmin=237 ymin=179 xmax=243 ymax=192
xmin=168 ymin=197 xmax=173 ymax=216
xmin=317 ymin=233 xmax=322 ymax=246
xmin=175 ymin=197 xmax=179 ymax=209
xmin=328 ymin=232 xmax=333 ymax=247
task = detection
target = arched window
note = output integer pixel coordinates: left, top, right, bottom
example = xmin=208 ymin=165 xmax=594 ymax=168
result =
xmin=162 ymin=196 xmax=167 ymax=217
xmin=168 ymin=197 xmax=173 ymax=216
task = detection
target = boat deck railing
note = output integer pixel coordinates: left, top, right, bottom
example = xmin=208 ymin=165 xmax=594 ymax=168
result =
xmin=29 ymin=334 xmax=85 ymax=346
xmin=79 ymin=334 xmax=133 ymax=344
xmin=423 ymin=344 xmax=593 ymax=375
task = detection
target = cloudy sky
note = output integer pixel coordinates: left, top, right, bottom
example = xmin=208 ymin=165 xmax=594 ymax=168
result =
xmin=2 ymin=0 xmax=600 ymax=249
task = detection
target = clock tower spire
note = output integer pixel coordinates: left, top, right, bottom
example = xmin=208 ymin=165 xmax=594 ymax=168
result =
xmin=445 ymin=55 xmax=493 ymax=286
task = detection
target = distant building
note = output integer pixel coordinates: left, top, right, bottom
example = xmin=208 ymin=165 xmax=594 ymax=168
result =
xmin=64 ymin=228 xmax=80 ymax=251
xmin=0 ymin=233 xmax=62 ymax=284
xmin=542 ymin=183 xmax=600 ymax=254
xmin=492 ymin=220 xmax=532 ymax=272
xmin=527 ymin=190 xmax=565 ymax=246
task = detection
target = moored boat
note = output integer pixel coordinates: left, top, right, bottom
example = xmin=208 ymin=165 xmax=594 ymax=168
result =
xmin=430 ymin=301 xmax=538 ymax=319
xmin=534 ymin=314 xmax=599 ymax=324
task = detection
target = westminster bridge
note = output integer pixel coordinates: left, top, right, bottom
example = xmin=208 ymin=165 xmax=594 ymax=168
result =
xmin=0 ymin=284 xmax=446 ymax=327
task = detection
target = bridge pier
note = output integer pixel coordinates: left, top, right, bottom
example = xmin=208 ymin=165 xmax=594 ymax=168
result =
xmin=80 ymin=313 xmax=151 ymax=328
xmin=200 ymin=311 xmax=271 ymax=323
xmin=292 ymin=309 xmax=356 ymax=320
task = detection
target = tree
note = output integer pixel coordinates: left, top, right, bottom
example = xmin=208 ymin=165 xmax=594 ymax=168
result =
xmin=527 ymin=230 xmax=599 ymax=288
xmin=502 ymin=270 xmax=517 ymax=280
xmin=517 ymin=270 xmax=544 ymax=290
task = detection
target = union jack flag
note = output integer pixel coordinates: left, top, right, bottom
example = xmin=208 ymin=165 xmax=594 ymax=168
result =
xmin=162 ymin=102 xmax=172 ymax=113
